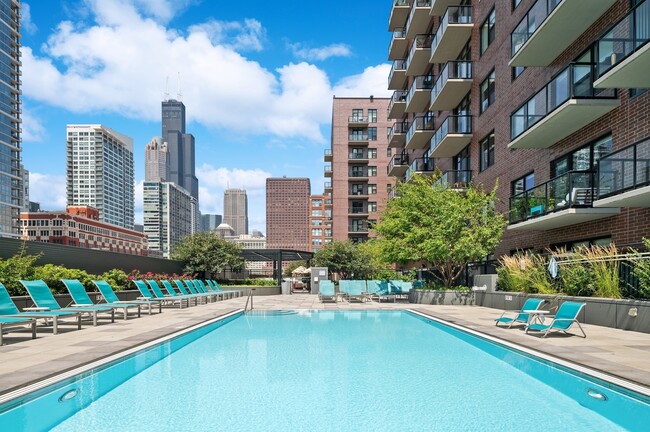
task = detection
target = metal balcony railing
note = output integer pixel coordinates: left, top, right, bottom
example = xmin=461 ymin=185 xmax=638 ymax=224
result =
xmin=428 ymin=115 xmax=472 ymax=155
xmin=436 ymin=170 xmax=472 ymax=188
xmin=405 ymin=157 xmax=435 ymax=182
xmin=348 ymin=115 xmax=369 ymax=123
xmin=597 ymin=138 xmax=650 ymax=199
xmin=511 ymin=0 xmax=563 ymax=57
xmin=388 ymin=59 xmax=407 ymax=86
xmin=406 ymin=113 xmax=435 ymax=144
xmin=407 ymin=34 xmax=433 ymax=67
xmin=431 ymin=61 xmax=472 ymax=100
xmin=431 ymin=5 xmax=473 ymax=53
xmin=388 ymin=153 xmax=410 ymax=174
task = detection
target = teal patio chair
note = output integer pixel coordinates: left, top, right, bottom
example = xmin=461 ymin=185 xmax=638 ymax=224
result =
xmin=142 ymin=280 xmax=192 ymax=308
xmin=209 ymin=280 xmax=241 ymax=299
xmin=0 ymin=282 xmax=81 ymax=335
xmin=525 ymin=301 xmax=587 ymax=338
xmin=62 ymin=279 xmax=141 ymax=320
xmin=162 ymin=280 xmax=207 ymax=304
xmin=339 ymin=280 xmax=366 ymax=302
xmin=192 ymin=280 xmax=219 ymax=302
xmin=202 ymin=280 xmax=228 ymax=300
xmin=398 ymin=282 xmax=412 ymax=300
xmin=93 ymin=280 xmax=161 ymax=314
xmin=20 ymin=280 xmax=114 ymax=326
xmin=318 ymin=280 xmax=337 ymax=303
xmin=0 ymin=316 xmax=36 ymax=345
xmin=364 ymin=280 xmax=394 ymax=303
xmin=495 ymin=298 xmax=546 ymax=328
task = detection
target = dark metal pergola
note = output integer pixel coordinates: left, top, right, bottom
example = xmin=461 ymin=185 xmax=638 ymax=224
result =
xmin=240 ymin=249 xmax=313 ymax=285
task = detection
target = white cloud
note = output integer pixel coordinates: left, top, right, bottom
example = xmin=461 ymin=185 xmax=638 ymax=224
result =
xmin=21 ymin=107 xmax=47 ymax=143
xmin=189 ymin=18 xmax=266 ymax=51
xmin=28 ymin=173 xmax=67 ymax=210
xmin=333 ymin=64 xmax=393 ymax=98
xmin=21 ymin=3 xmax=38 ymax=35
xmin=289 ymin=43 xmax=352 ymax=61
xmin=85 ymin=0 xmax=196 ymax=25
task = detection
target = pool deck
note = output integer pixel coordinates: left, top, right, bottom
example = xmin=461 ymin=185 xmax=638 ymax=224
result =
xmin=1 ymin=294 xmax=650 ymax=398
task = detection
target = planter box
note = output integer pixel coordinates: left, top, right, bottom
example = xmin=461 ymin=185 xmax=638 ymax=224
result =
xmin=224 ymin=286 xmax=280 ymax=296
xmin=409 ymin=289 xmax=480 ymax=306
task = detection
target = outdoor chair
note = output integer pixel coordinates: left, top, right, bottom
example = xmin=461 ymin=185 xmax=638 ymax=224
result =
xmin=339 ymin=280 xmax=366 ymax=302
xmin=62 ymin=279 xmax=141 ymax=320
xmin=209 ymin=280 xmax=241 ymax=298
xmin=0 ymin=316 xmax=36 ymax=345
xmin=318 ymin=280 xmax=337 ymax=303
xmin=525 ymin=301 xmax=587 ymax=338
xmin=162 ymin=280 xmax=209 ymax=304
xmin=93 ymin=280 xmax=161 ymax=314
xmin=140 ymin=280 xmax=192 ymax=308
xmin=364 ymin=280 xmax=394 ymax=303
xmin=495 ymin=298 xmax=546 ymax=328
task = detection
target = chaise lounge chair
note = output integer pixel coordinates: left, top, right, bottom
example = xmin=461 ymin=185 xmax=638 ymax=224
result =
xmin=0 ymin=282 xmax=81 ymax=335
xmin=364 ymin=280 xmax=394 ymax=303
xmin=495 ymin=298 xmax=546 ymax=328
xmin=93 ymin=280 xmax=162 ymax=314
xmin=20 ymin=280 xmax=114 ymax=326
xmin=208 ymin=280 xmax=241 ymax=299
xmin=339 ymin=280 xmax=367 ymax=302
xmin=525 ymin=301 xmax=587 ymax=338
xmin=0 ymin=316 xmax=36 ymax=345
xmin=162 ymin=280 xmax=208 ymax=304
xmin=62 ymin=279 xmax=141 ymax=320
xmin=318 ymin=280 xmax=337 ymax=303
xmin=136 ymin=280 xmax=190 ymax=308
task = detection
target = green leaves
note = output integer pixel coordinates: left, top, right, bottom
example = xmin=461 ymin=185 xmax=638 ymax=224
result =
xmin=171 ymin=232 xmax=245 ymax=276
xmin=312 ymin=241 xmax=374 ymax=280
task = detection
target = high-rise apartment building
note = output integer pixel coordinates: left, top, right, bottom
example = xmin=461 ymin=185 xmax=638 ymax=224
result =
xmin=20 ymin=165 xmax=29 ymax=213
xmin=266 ymin=178 xmax=310 ymax=250
xmin=223 ymin=188 xmax=248 ymax=236
xmin=0 ymin=1 xmax=21 ymax=237
xmin=143 ymin=182 xmax=193 ymax=258
xmin=386 ymin=0 xmax=650 ymax=256
xmin=66 ymin=125 xmax=135 ymax=230
xmin=162 ymin=99 xmax=198 ymax=200
xmin=144 ymin=136 xmax=169 ymax=182
xmin=327 ymin=97 xmax=392 ymax=243
xmin=201 ymin=213 xmax=223 ymax=232
xmin=308 ymin=194 xmax=333 ymax=252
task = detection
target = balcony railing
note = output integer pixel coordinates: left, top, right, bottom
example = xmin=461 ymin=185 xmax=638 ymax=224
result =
xmin=349 ymin=206 xmax=369 ymax=215
xmin=349 ymin=115 xmax=369 ymax=123
xmin=436 ymin=170 xmax=472 ymax=188
xmin=428 ymin=115 xmax=472 ymax=155
xmin=509 ymin=170 xmax=595 ymax=224
xmin=324 ymin=165 xmax=332 ymax=174
xmin=406 ymin=114 xmax=435 ymax=144
xmin=405 ymin=157 xmax=435 ymax=182
xmin=431 ymin=61 xmax=472 ymax=100
xmin=389 ymin=27 xmax=407 ymax=58
xmin=388 ymin=59 xmax=407 ymax=86
xmin=406 ymin=74 xmax=434 ymax=108
xmin=511 ymin=0 xmax=563 ymax=57
xmin=510 ymin=62 xmax=616 ymax=141
xmin=596 ymin=0 xmax=650 ymax=79
xmin=349 ymin=188 xmax=369 ymax=196
xmin=388 ymin=90 xmax=407 ymax=113
xmin=349 ymin=132 xmax=369 ymax=141
xmin=597 ymin=138 xmax=650 ymax=199
xmin=349 ymin=168 xmax=371 ymax=178
xmin=388 ymin=121 xmax=409 ymax=139
xmin=407 ymin=33 xmax=433 ymax=68
xmin=406 ymin=0 xmax=433 ymax=34
xmin=388 ymin=153 xmax=410 ymax=174
xmin=324 ymin=181 xmax=332 ymax=189
xmin=430 ymin=6 xmax=472 ymax=59
xmin=349 ymin=152 xmax=368 ymax=160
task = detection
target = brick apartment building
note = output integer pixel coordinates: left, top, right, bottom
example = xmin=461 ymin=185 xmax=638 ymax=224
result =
xmin=266 ymin=177 xmax=311 ymax=250
xmin=387 ymin=0 xmax=650 ymax=256
xmin=308 ymin=194 xmax=333 ymax=251
xmin=327 ymin=96 xmax=393 ymax=243
xmin=20 ymin=206 xmax=148 ymax=256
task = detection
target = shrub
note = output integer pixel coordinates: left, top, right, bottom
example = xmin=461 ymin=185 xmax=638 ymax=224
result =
xmin=98 ymin=269 xmax=130 ymax=291
xmin=497 ymin=253 xmax=555 ymax=294
xmin=632 ymin=238 xmax=650 ymax=299
xmin=580 ymin=245 xmax=620 ymax=299
xmin=558 ymin=262 xmax=595 ymax=297
xmin=0 ymin=247 xmax=41 ymax=295
xmin=32 ymin=264 xmax=95 ymax=294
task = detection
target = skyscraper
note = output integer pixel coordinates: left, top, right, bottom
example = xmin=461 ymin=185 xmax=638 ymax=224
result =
xmin=145 ymin=137 xmax=169 ymax=182
xmin=66 ymin=125 xmax=135 ymax=229
xmin=201 ymin=214 xmax=222 ymax=232
xmin=223 ymin=188 xmax=248 ymax=236
xmin=143 ymin=181 xmax=193 ymax=258
xmin=161 ymin=99 xmax=198 ymax=199
xmin=266 ymin=178 xmax=310 ymax=250
xmin=0 ymin=1 xmax=21 ymax=237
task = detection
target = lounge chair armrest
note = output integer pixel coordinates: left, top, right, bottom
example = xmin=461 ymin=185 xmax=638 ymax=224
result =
xmin=68 ymin=304 xmax=90 ymax=307
xmin=23 ymin=307 xmax=50 ymax=311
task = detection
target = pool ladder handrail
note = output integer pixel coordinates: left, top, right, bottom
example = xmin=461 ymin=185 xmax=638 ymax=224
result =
xmin=244 ymin=288 xmax=255 ymax=312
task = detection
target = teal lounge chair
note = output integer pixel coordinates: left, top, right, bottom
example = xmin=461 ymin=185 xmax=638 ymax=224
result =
xmin=525 ymin=301 xmax=587 ymax=338
xmin=201 ymin=280 xmax=227 ymax=300
xmin=20 ymin=280 xmax=114 ymax=326
xmin=0 ymin=316 xmax=36 ymax=345
xmin=93 ymin=280 xmax=161 ymax=314
xmin=398 ymin=282 xmax=412 ymax=300
xmin=191 ymin=280 xmax=218 ymax=302
xmin=208 ymin=280 xmax=240 ymax=299
xmin=364 ymin=280 xmax=394 ymax=302
xmin=195 ymin=280 xmax=225 ymax=302
xmin=162 ymin=280 xmax=208 ymax=304
xmin=318 ymin=280 xmax=337 ymax=303
xmin=140 ymin=280 xmax=191 ymax=308
xmin=339 ymin=280 xmax=366 ymax=302
xmin=495 ymin=298 xmax=546 ymax=328
xmin=62 ymin=279 xmax=141 ymax=320
xmin=0 ymin=282 xmax=81 ymax=335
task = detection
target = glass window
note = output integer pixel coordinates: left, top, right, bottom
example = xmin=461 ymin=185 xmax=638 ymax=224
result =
xmin=512 ymin=66 xmax=525 ymax=80
xmin=368 ymin=149 xmax=377 ymax=159
xmin=312 ymin=199 xmax=322 ymax=207
xmin=386 ymin=147 xmax=392 ymax=157
xmin=512 ymin=172 xmax=535 ymax=195
xmin=480 ymin=132 xmax=495 ymax=172
xmin=312 ymin=219 xmax=323 ymax=226
xmin=480 ymin=69 xmax=495 ymax=113
xmin=368 ymin=184 xmax=377 ymax=194
xmin=368 ymin=166 xmax=377 ymax=176
xmin=368 ymin=127 xmax=377 ymax=141
xmin=512 ymin=0 xmax=522 ymax=10
xmin=311 ymin=210 xmax=322 ymax=216
xmin=324 ymin=229 xmax=332 ymax=237
xmin=550 ymin=134 xmax=612 ymax=177
xmin=480 ymin=8 xmax=496 ymax=55
xmin=311 ymin=229 xmax=322 ymax=236
xmin=351 ymin=109 xmax=363 ymax=121
xmin=368 ymin=202 xmax=377 ymax=212
xmin=368 ymin=109 xmax=377 ymax=122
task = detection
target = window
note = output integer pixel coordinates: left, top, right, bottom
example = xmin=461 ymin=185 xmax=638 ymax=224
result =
xmin=512 ymin=66 xmax=525 ymax=80
xmin=311 ymin=209 xmax=322 ymax=216
xmin=368 ymin=148 xmax=377 ymax=159
xmin=368 ymin=202 xmax=377 ymax=212
xmin=312 ymin=239 xmax=323 ymax=246
xmin=368 ymin=166 xmax=377 ymax=177
xmin=311 ymin=229 xmax=322 ymax=236
xmin=512 ymin=0 xmax=522 ymax=10
xmin=368 ymin=109 xmax=377 ymax=123
xmin=351 ymin=183 xmax=365 ymax=195
xmin=387 ymin=147 xmax=392 ymax=157
xmin=368 ymin=127 xmax=377 ymax=141
xmin=512 ymin=172 xmax=535 ymax=195
xmin=368 ymin=184 xmax=377 ymax=194
xmin=550 ymin=135 xmax=612 ymax=177
xmin=324 ymin=229 xmax=332 ymax=237
xmin=480 ymin=69 xmax=495 ymax=113
xmin=480 ymin=8 xmax=496 ymax=55
xmin=312 ymin=199 xmax=322 ymax=207
xmin=312 ymin=219 xmax=323 ymax=226
xmin=351 ymin=202 xmax=365 ymax=214
xmin=351 ymin=108 xmax=363 ymax=121
xmin=479 ymin=132 xmax=495 ymax=171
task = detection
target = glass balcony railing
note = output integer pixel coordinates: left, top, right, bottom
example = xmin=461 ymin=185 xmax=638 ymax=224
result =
xmin=431 ymin=6 xmax=473 ymax=53
xmin=509 ymin=170 xmax=595 ymax=224
xmin=406 ymin=75 xmax=434 ymax=107
xmin=388 ymin=59 xmax=407 ymax=85
xmin=431 ymin=61 xmax=472 ymax=100
xmin=406 ymin=114 xmax=435 ymax=144
xmin=388 ymin=153 xmax=409 ymax=175
xmin=510 ymin=62 xmax=616 ymax=140
xmin=324 ymin=181 xmax=332 ymax=189
xmin=388 ymin=120 xmax=409 ymax=141
xmin=349 ymin=132 xmax=369 ymax=141
xmin=324 ymin=149 xmax=332 ymax=158
xmin=596 ymin=0 xmax=650 ymax=79
xmin=436 ymin=170 xmax=472 ymax=188
xmin=324 ymin=165 xmax=332 ymax=174
xmin=349 ymin=152 xmax=368 ymax=159
xmin=388 ymin=90 xmax=407 ymax=115
xmin=511 ymin=0 xmax=563 ymax=57
xmin=597 ymin=138 xmax=650 ymax=199
xmin=405 ymin=157 xmax=435 ymax=182
xmin=407 ymin=34 xmax=433 ymax=67
xmin=428 ymin=115 xmax=472 ymax=155
xmin=406 ymin=0 xmax=433 ymax=30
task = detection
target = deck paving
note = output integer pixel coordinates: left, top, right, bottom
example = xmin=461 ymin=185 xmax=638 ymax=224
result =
xmin=1 ymin=293 xmax=650 ymax=397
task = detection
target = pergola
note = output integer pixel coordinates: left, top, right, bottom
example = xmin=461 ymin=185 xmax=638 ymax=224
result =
xmin=240 ymin=249 xmax=313 ymax=285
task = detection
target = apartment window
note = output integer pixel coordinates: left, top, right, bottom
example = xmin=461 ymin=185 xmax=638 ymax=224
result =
xmin=324 ymin=229 xmax=332 ymax=237
xmin=312 ymin=219 xmax=323 ymax=226
xmin=512 ymin=0 xmax=522 ymax=10
xmin=351 ymin=109 xmax=363 ymax=121
xmin=368 ymin=127 xmax=377 ymax=141
xmin=511 ymin=172 xmax=535 ymax=196
xmin=480 ymin=8 xmax=496 ymax=55
xmin=368 ymin=202 xmax=378 ymax=212
xmin=368 ymin=166 xmax=377 ymax=176
xmin=368 ymin=109 xmax=377 ymax=123
xmin=368 ymin=184 xmax=377 ymax=194
xmin=312 ymin=239 xmax=323 ymax=246
xmin=479 ymin=132 xmax=495 ymax=172
xmin=512 ymin=66 xmax=525 ymax=80
xmin=312 ymin=199 xmax=322 ymax=207
xmin=311 ymin=228 xmax=322 ymax=236
xmin=550 ymin=135 xmax=612 ymax=177
xmin=368 ymin=148 xmax=377 ymax=159
xmin=351 ymin=202 xmax=365 ymax=214
xmin=480 ymin=69 xmax=495 ymax=113
xmin=387 ymin=147 xmax=392 ymax=157
xmin=351 ymin=183 xmax=365 ymax=195
xmin=311 ymin=209 xmax=322 ymax=216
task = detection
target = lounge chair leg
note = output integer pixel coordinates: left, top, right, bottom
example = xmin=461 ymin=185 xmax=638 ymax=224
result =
xmin=158 ymin=302 xmax=162 ymax=313
xmin=54 ymin=317 xmax=60 ymax=334
xmin=137 ymin=305 xmax=141 ymax=318
xmin=92 ymin=311 xmax=98 ymax=326
xmin=123 ymin=307 xmax=128 ymax=320
xmin=31 ymin=321 xmax=36 ymax=339
xmin=111 ymin=309 xmax=115 ymax=323
xmin=575 ymin=321 xmax=587 ymax=338
xmin=0 ymin=324 xmax=3 ymax=345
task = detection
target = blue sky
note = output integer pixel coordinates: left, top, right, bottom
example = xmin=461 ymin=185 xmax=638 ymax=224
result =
xmin=20 ymin=0 xmax=393 ymax=233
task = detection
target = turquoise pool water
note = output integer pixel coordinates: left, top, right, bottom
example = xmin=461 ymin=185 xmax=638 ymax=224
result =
xmin=1 ymin=310 xmax=649 ymax=431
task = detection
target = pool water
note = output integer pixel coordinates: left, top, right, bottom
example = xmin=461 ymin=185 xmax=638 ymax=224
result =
xmin=2 ymin=310 xmax=649 ymax=431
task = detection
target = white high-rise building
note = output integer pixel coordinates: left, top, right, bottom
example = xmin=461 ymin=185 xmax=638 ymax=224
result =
xmin=143 ymin=182 xmax=193 ymax=258
xmin=145 ymin=136 xmax=169 ymax=182
xmin=66 ymin=125 xmax=135 ymax=229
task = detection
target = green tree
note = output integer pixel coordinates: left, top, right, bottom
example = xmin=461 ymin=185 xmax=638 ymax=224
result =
xmin=32 ymin=264 xmax=96 ymax=294
xmin=0 ymin=245 xmax=41 ymax=295
xmin=312 ymin=240 xmax=374 ymax=280
xmin=357 ymin=239 xmax=396 ymax=280
xmin=374 ymin=175 xmax=507 ymax=288
xmin=171 ymin=232 xmax=245 ymax=277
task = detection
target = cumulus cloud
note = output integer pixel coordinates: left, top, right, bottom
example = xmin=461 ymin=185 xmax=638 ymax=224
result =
xmin=288 ymin=42 xmax=352 ymax=61
xmin=28 ymin=173 xmax=67 ymax=210
xmin=21 ymin=107 xmax=47 ymax=143
xmin=189 ymin=18 xmax=266 ymax=51
xmin=21 ymin=3 xmax=37 ymax=34
xmin=333 ymin=64 xmax=393 ymax=98
xmin=85 ymin=0 xmax=196 ymax=25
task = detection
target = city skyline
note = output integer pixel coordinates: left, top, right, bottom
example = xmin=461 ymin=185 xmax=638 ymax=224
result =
xmin=19 ymin=0 xmax=393 ymax=234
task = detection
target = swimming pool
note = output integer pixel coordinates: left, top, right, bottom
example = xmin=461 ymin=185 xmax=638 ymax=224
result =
xmin=1 ymin=310 xmax=648 ymax=431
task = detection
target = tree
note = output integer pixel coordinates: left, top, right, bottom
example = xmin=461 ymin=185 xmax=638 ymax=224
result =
xmin=171 ymin=232 xmax=245 ymax=277
xmin=374 ymin=175 xmax=507 ymax=288
xmin=312 ymin=240 xmax=374 ymax=280
xmin=283 ymin=260 xmax=307 ymax=277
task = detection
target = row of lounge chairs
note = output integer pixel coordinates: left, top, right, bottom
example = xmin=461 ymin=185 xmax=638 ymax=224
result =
xmin=319 ymin=280 xmax=413 ymax=303
xmin=0 ymin=279 xmax=242 ymax=345
xmin=495 ymin=298 xmax=587 ymax=338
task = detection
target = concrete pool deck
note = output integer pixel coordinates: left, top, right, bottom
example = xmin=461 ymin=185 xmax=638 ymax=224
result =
xmin=1 ymin=294 xmax=650 ymax=397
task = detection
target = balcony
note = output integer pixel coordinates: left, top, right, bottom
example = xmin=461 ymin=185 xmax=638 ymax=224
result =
xmin=349 ymin=188 xmax=369 ymax=198
xmin=430 ymin=6 xmax=472 ymax=64
xmin=388 ymin=120 xmax=409 ymax=148
xmin=324 ymin=181 xmax=332 ymax=191
xmin=594 ymin=139 xmax=650 ymax=208
xmin=348 ymin=206 xmax=369 ymax=217
xmin=388 ymin=153 xmax=410 ymax=177
xmin=510 ymin=0 xmax=618 ymax=67
xmin=348 ymin=222 xmax=371 ymax=234
xmin=324 ymin=165 xmax=332 ymax=178
xmin=389 ymin=0 xmax=411 ymax=32
xmin=405 ymin=114 xmax=435 ymax=150
xmin=348 ymin=115 xmax=369 ymax=126
xmin=406 ymin=34 xmax=433 ymax=76
xmin=324 ymin=149 xmax=332 ymax=162
xmin=430 ymin=61 xmax=472 ymax=111
xmin=349 ymin=131 xmax=373 ymax=143
xmin=406 ymin=0 xmax=433 ymax=39
xmin=406 ymin=75 xmax=434 ymax=113
xmin=389 ymin=27 xmax=408 ymax=60
xmin=388 ymin=59 xmax=407 ymax=90
xmin=594 ymin=0 xmax=650 ymax=88
xmin=349 ymin=168 xmax=371 ymax=179
xmin=348 ymin=151 xmax=369 ymax=162
xmin=430 ymin=0 xmax=457 ymax=16
xmin=509 ymin=63 xmax=618 ymax=150
xmin=436 ymin=170 xmax=472 ymax=191
xmin=388 ymin=90 xmax=407 ymax=119
xmin=508 ymin=171 xmax=619 ymax=231
xmin=389 ymin=189 xmax=399 ymax=200
xmin=405 ymin=157 xmax=435 ymax=182
xmin=427 ymin=115 xmax=472 ymax=158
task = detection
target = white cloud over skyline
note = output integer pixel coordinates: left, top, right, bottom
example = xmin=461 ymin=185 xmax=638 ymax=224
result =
xmin=288 ymin=42 xmax=353 ymax=61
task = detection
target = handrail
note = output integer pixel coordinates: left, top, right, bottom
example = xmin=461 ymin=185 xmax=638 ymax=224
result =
xmin=511 ymin=0 xmax=563 ymax=57
xmin=597 ymin=138 xmax=650 ymax=198
xmin=244 ymin=288 xmax=255 ymax=312
xmin=431 ymin=6 xmax=473 ymax=55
